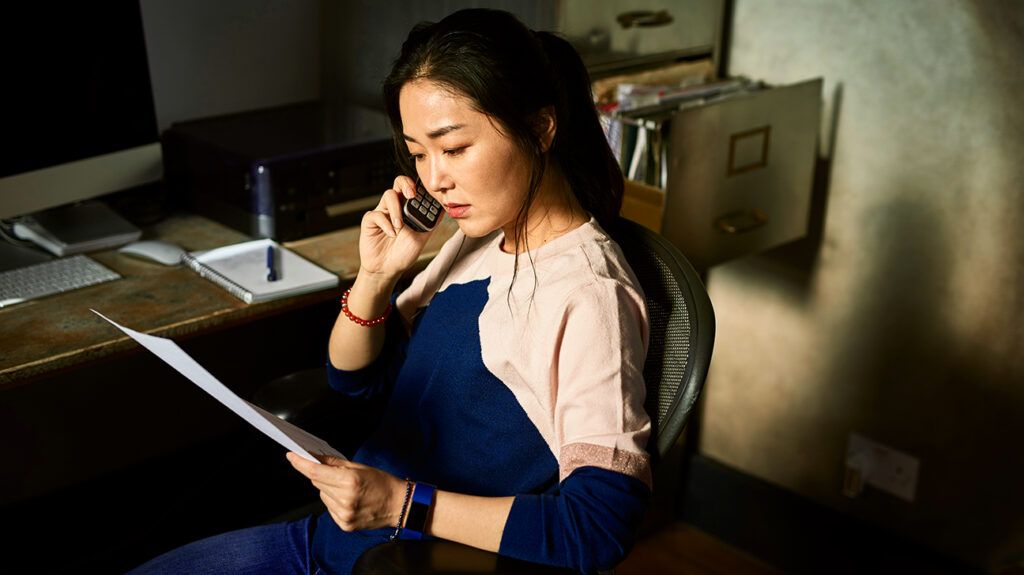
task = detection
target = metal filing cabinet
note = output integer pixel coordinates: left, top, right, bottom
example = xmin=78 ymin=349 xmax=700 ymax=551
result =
xmin=556 ymin=0 xmax=822 ymax=269
xmin=657 ymin=78 xmax=823 ymax=269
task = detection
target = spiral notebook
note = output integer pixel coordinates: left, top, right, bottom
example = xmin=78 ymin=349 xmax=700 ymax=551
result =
xmin=182 ymin=238 xmax=338 ymax=304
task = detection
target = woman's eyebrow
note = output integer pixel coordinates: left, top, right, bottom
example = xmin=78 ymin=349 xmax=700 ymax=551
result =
xmin=403 ymin=123 xmax=466 ymax=143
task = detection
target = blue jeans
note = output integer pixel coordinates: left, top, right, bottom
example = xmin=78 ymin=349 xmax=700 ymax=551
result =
xmin=124 ymin=516 xmax=321 ymax=575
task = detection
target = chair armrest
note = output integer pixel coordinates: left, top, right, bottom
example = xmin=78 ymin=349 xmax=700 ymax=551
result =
xmin=249 ymin=366 xmax=383 ymax=459
xmin=251 ymin=367 xmax=336 ymax=424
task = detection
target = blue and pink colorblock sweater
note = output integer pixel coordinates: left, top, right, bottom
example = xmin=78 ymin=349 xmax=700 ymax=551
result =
xmin=313 ymin=219 xmax=652 ymax=574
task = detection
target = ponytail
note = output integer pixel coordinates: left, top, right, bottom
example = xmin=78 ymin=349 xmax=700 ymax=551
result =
xmin=535 ymin=31 xmax=624 ymax=228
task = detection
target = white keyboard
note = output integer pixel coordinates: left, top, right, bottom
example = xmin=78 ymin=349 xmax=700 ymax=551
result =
xmin=0 ymin=255 xmax=121 ymax=307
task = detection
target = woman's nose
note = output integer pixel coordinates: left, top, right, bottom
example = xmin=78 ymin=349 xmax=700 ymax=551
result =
xmin=422 ymin=159 xmax=451 ymax=193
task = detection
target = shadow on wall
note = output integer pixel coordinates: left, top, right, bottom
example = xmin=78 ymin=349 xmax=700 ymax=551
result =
xmin=944 ymin=2 xmax=1024 ymax=568
xmin=828 ymin=191 xmax=1024 ymax=569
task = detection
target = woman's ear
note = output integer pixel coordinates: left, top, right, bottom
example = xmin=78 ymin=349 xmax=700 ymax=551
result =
xmin=534 ymin=107 xmax=557 ymax=152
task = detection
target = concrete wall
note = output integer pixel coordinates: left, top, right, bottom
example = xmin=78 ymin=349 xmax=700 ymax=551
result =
xmin=321 ymin=0 xmax=554 ymax=109
xmin=701 ymin=0 xmax=1024 ymax=570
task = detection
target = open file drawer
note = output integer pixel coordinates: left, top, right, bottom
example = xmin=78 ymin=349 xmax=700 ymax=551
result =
xmin=616 ymin=78 xmax=823 ymax=270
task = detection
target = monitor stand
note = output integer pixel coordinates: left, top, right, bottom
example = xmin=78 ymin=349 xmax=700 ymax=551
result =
xmin=11 ymin=201 xmax=141 ymax=257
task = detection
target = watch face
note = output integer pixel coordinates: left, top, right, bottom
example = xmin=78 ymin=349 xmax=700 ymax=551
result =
xmin=402 ymin=183 xmax=441 ymax=232
xmin=401 ymin=482 xmax=436 ymax=539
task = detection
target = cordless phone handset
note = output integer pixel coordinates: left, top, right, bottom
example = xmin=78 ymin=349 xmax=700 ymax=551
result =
xmin=401 ymin=181 xmax=443 ymax=232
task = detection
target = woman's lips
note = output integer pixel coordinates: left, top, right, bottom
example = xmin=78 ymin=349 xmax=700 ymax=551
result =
xmin=445 ymin=203 xmax=470 ymax=218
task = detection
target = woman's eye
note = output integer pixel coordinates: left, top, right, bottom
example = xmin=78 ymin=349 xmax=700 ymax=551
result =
xmin=444 ymin=147 xmax=466 ymax=156
xmin=409 ymin=153 xmax=425 ymax=162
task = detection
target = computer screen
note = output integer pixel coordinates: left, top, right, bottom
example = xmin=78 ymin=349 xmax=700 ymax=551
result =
xmin=0 ymin=1 xmax=162 ymax=220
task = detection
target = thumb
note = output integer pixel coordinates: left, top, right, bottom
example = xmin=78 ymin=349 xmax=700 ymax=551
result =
xmin=319 ymin=455 xmax=351 ymax=467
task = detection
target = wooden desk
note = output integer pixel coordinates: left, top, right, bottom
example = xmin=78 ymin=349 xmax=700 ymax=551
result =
xmin=0 ymin=213 xmax=457 ymax=389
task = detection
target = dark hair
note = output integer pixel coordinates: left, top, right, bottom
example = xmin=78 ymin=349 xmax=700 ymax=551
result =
xmin=382 ymin=8 xmax=623 ymax=246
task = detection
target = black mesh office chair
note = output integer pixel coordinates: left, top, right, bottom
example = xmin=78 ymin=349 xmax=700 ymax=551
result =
xmin=253 ymin=216 xmax=715 ymax=574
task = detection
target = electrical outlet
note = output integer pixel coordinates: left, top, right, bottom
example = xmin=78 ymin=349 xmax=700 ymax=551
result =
xmin=846 ymin=433 xmax=920 ymax=502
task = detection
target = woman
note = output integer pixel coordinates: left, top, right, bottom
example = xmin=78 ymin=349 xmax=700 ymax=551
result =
xmin=128 ymin=8 xmax=650 ymax=575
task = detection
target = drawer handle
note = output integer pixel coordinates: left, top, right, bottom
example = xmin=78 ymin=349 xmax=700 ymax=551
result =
xmin=617 ymin=10 xmax=673 ymax=28
xmin=715 ymin=209 xmax=768 ymax=234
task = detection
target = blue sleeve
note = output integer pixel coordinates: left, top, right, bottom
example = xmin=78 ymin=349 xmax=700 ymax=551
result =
xmin=498 ymin=466 xmax=651 ymax=574
xmin=326 ymin=304 xmax=410 ymax=403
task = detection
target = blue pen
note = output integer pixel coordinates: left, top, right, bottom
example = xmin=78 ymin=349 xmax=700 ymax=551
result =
xmin=266 ymin=245 xmax=278 ymax=281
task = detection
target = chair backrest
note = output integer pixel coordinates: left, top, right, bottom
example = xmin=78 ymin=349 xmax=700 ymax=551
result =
xmin=610 ymin=217 xmax=715 ymax=462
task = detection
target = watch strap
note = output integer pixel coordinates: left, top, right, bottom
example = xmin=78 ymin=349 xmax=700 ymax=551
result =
xmin=400 ymin=482 xmax=436 ymax=540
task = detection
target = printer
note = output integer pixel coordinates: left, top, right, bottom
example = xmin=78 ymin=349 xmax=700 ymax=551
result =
xmin=162 ymin=102 xmax=397 ymax=241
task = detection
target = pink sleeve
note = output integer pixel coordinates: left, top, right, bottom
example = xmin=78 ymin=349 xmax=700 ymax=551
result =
xmin=552 ymin=278 xmax=652 ymax=488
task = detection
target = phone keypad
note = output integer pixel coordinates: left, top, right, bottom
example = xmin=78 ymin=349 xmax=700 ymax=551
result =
xmin=408 ymin=192 xmax=440 ymax=228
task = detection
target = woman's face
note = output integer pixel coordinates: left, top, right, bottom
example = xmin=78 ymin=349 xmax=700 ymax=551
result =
xmin=399 ymin=79 xmax=532 ymax=240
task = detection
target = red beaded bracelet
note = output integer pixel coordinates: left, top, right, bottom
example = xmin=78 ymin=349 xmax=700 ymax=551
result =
xmin=340 ymin=288 xmax=393 ymax=327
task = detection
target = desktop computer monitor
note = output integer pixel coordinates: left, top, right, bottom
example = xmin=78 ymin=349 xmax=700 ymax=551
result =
xmin=0 ymin=1 xmax=162 ymax=221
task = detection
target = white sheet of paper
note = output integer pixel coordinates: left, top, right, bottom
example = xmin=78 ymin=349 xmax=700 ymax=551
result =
xmin=93 ymin=310 xmax=344 ymax=463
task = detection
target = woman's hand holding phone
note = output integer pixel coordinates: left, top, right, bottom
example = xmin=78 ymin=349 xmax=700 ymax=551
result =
xmin=332 ymin=177 xmax=435 ymax=371
xmin=358 ymin=176 xmax=441 ymax=282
